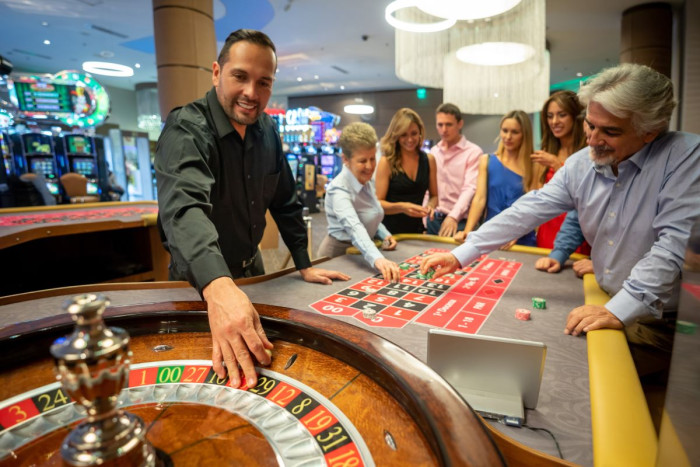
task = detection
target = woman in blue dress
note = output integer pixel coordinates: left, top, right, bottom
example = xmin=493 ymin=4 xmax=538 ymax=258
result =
xmin=454 ymin=110 xmax=537 ymax=247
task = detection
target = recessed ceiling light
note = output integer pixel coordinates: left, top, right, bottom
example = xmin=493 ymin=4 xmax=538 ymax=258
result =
xmin=41 ymin=21 xmax=49 ymax=27
xmin=314 ymin=75 xmax=319 ymax=80
xmin=135 ymin=63 xmax=141 ymax=69
xmin=43 ymin=40 xmax=51 ymax=45
xmin=344 ymin=104 xmax=374 ymax=115
xmin=296 ymin=77 xmax=303 ymax=82
xmin=340 ymin=85 xmax=346 ymax=90
xmin=456 ymin=42 xmax=534 ymax=66
xmin=82 ymin=61 xmax=134 ymax=77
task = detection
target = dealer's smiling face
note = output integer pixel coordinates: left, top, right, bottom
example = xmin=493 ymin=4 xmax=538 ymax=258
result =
xmin=212 ymin=40 xmax=276 ymax=138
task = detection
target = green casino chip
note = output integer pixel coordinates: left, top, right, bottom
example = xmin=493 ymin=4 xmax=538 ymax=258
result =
xmin=676 ymin=320 xmax=697 ymax=335
xmin=532 ymin=297 xmax=546 ymax=309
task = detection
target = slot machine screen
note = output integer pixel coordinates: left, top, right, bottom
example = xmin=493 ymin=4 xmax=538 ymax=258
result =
xmin=321 ymin=155 xmax=335 ymax=166
xmin=71 ymin=157 xmax=96 ymax=177
xmin=22 ymin=133 xmax=52 ymax=154
xmin=13 ymin=82 xmax=76 ymax=113
xmin=30 ymin=157 xmax=55 ymax=177
xmin=286 ymin=154 xmax=299 ymax=178
xmin=65 ymin=135 xmax=93 ymax=155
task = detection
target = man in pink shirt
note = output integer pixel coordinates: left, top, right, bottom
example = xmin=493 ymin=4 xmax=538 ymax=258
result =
xmin=427 ymin=103 xmax=483 ymax=237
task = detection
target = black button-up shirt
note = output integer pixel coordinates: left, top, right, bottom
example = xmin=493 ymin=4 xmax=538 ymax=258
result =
xmin=155 ymin=88 xmax=310 ymax=291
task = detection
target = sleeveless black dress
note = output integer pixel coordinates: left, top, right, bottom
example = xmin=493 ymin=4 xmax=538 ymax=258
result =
xmin=382 ymin=151 xmax=430 ymax=234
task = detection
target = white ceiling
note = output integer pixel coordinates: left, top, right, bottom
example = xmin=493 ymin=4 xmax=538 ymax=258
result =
xmin=0 ymin=0 xmax=685 ymax=98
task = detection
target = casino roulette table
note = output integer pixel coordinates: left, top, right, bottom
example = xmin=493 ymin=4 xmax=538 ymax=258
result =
xmin=0 ymin=235 xmax=655 ymax=466
xmin=240 ymin=237 xmax=592 ymax=465
xmin=0 ymin=201 xmax=168 ymax=295
xmin=0 ymin=299 xmax=506 ymax=466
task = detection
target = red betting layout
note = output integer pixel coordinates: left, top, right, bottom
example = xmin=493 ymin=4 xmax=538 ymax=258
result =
xmin=309 ymin=249 xmax=522 ymax=334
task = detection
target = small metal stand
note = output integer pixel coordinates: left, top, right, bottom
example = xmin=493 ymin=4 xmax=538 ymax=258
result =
xmin=51 ymin=294 xmax=155 ymax=466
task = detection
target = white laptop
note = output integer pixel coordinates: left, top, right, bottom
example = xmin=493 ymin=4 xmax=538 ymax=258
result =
xmin=427 ymin=329 xmax=547 ymax=427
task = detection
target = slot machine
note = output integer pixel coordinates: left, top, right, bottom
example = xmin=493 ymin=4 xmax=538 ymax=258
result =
xmin=20 ymin=132 xmax=60 ymax=197
xmin=319 ymin=144 xmax=340 ymax=181
xmin=61 ymin=134 xmax=100 ymax=196
xmin=0 ymin=130 xmax=12 ymax=183
xmin=298 ymin=143 xmax=318 ymax=213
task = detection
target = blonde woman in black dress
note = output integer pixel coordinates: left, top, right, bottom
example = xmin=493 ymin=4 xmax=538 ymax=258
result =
xmin=375 ymin=108 xmax=438 ymax=234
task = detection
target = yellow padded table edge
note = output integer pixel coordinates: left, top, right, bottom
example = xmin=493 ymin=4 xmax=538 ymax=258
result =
xmin=584 ymin=273 xmax=657 ymax=466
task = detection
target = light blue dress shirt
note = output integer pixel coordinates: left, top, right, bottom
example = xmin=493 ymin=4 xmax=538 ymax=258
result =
xmin=452 ymin=131 xmax=700 ymax=324
xmin=324 ymin=166 xmax=391 ymax=267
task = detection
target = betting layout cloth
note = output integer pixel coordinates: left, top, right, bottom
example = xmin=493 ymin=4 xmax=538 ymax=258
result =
xmin=310 ymin=249 xmax=522 ymax=334
xmin=0 ymin=207 xmax=158 ymax=226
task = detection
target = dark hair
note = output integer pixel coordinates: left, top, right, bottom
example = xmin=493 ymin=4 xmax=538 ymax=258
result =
xmin=540 ymin=90 xmax=586 ymax=156
xmin=436 ymin=103 xmax=462 ymax=122
xmin=217 ymin=29 xmax=277 ymax=66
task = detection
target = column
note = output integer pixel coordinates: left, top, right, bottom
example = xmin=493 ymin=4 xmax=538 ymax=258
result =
xmin=152 ymin=0 xmax=216 ymax=119
xmin=620 ymin=3 xmax=673 ymax=78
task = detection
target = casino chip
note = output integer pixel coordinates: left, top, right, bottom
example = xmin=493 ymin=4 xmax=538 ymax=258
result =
xmin=532 ymin=297 xmax=546 ymax=309
xmin=362 ymin=306 xmax=379 ymax=320
xmin=515 ymin=309 xmax=531 ymax=321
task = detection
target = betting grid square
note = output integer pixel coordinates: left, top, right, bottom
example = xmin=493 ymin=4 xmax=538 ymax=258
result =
xmin=309 ymin=249 xmax=522 ymax=334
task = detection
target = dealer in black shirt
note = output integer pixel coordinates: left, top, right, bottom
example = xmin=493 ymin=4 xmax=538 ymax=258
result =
xmin=155 ymin=29 xmax=349 ymax=390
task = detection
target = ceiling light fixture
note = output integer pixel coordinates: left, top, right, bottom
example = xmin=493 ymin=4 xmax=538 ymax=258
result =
xmin=385 ymin=0 xmax=455 ymax=33
xmin=296 ymin=76 xmax=303 ymax=82
xmin=456 ymin=42 xmax=535 ymax=66
xmin=416 ymin=0 xmax=521 ymax=20
xmin=135 ymin=63 xmax=141 ymax=69
xmin=82 ymin=61 xmax=134 ymax=77
xmin=43 ymin=40 xmax=51 ymax=45
xmin=344 ymin=104 xmax=374 ymax=115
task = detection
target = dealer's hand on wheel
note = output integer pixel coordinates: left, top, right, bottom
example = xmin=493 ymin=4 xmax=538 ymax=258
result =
xmin=419 ymin=252 xmax=461 ymax=279
xmin=203 ymin=276 xmax=273 ymax=389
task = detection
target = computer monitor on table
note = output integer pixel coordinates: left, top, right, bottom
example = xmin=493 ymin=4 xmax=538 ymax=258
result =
xmin=427 ymin=329 xmax=546 ymax=426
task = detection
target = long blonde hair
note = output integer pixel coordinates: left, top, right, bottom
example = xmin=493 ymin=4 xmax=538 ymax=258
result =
xmin=495 ymin=110 xmax=536 ymax=192
xmin=379 ymin=108 xmax=425 ymax=177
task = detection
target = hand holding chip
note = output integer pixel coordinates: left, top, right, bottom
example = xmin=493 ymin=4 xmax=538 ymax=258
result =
xmin=419 ymin=252 xmax=460 ymax=279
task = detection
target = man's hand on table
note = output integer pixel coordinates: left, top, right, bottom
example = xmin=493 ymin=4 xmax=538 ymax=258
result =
xmin=203 ymin=276 xmax=273 ymax=388
xmin=572 ymin=259 xmax=594 ymax=277
xmin=438 ymin=216 xmax=459 ymax=237
xmin=374 ymin=257 xmax=401 ymax=283
xmin=535 ymin=257 xmax=562 ymax=273
xmin=299 ymin=267 xmax=351 ymax=285
xmin=419 ymin=252 xmax=461 ymax=279
xmin=564 ymin=305 xmax=623 ymax=336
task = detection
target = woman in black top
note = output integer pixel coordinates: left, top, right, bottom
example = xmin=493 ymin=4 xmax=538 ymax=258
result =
xmin=376 ymin=108 xmax=438 ymax=234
